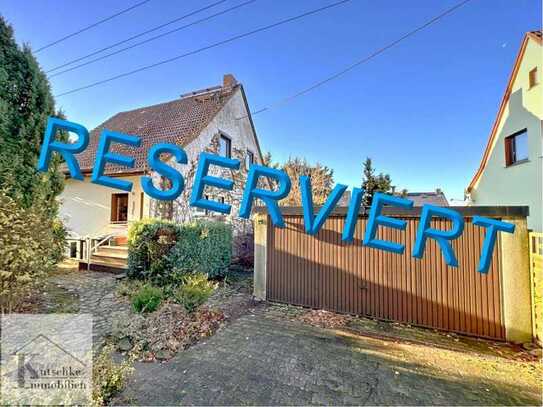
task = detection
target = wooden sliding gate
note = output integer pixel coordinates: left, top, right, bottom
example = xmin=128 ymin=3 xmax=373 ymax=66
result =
xmin=266 ymin=213 xmax=506 ymax=340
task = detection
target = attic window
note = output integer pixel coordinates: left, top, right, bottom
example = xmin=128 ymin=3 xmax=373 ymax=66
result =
xmin=529 ymin=67 xmax=538 ymax=88
xmin=219 ymin=134 xmax=231 ymax=158
xmin=246 ymin=150 xmax=254 ymax=170
xmin=505 ymin=129 xmax=528 ymax=166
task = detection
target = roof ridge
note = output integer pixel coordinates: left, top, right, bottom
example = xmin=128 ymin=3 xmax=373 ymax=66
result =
xmin=68 ymin=82 xmax=241 ymax=176
xmin=117 ymin=86 xmax=229 ymax=115
xmin=180 ymin=85 xmax=222 ymax=99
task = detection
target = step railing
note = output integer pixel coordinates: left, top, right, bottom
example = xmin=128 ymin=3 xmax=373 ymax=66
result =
xmin=86 ymin=233 xmax=118 ymax=271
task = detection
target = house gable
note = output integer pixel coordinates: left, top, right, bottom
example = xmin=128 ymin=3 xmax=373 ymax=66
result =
xmin=467 ymin=31 xmax=542 ymax=192
xmin=157 ymin=85 xmax=262 ymax=215
xmin=145 ymin=84 xmax=264 ymax=259
xmin=467 ymin=31 xmax=543 ymax=231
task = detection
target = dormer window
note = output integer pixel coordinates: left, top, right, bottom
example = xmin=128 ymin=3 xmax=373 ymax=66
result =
xmin=529 ymin=67 xmax=538 ymax=88
xmin=505 ymin=129 xmax=528 ymax=166
xmin=219 ymin=134 xmax=231 ymax=158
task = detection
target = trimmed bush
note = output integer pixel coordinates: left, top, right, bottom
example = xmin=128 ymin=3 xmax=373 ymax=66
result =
xmin=127 ymin=219 xmax=179 ymax=284
xmin=173 ymin=273 xmax=217 ymax=312
xmin=131 ymin=285 xmax=162 ymax=313
xmin=128 ymin=220 xmax=232 ymax=285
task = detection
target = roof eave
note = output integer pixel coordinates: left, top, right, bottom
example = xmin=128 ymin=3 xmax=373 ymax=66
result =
xmin=238 ymin=84 xmax=265 ymax=164
xmin=63 ymin=168 xmax=145 ymax=178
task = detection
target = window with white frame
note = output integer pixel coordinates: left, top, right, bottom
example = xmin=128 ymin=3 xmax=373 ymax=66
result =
xmin=246 ymin=150 xmax=254 ymax=170
xmin=219 ymin=134 xmax=231 ymax=158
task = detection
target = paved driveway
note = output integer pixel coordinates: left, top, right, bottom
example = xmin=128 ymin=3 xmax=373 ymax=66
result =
xmin=118 ymin=307 xmax=542 ymax=406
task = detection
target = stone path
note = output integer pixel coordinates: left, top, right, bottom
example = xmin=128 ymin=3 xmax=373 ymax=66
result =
xmin=118 ymin=308 xmax=542 ymax=406
xmin=38 ymin=270 xmax=541 ymax=405
xmin=45 ymin=271 xmax=130 ymax=349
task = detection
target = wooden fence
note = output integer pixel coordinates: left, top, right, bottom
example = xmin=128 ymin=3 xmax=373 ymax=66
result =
xmin=529 ymin=232 xmax=543 ymax=345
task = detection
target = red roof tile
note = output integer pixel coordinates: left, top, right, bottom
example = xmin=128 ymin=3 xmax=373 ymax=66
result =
xmin=71 ymin=84 xmax=238 ymax=176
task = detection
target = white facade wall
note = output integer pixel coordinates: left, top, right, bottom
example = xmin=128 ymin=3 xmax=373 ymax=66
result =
xmin=150 ymin=88 xmax=262 ymax=259
xmin=59 ymin=175 xmax=149 ymax=238
xmin=469 ymin=38 xmax=543 ymax=232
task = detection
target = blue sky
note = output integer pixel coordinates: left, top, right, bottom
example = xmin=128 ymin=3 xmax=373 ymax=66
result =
xmin=2 ymin=0 xmax=540 ymax=201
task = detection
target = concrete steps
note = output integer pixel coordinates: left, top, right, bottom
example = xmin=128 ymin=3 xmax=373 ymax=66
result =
xmin=79 ymin=243 xmax=128 ymax=274
xmin=95 ymin=245 xmax=128 ymax=258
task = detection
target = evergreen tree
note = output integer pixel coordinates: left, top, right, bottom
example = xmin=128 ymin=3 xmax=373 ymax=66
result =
xmin=361 ymin=157 xmax=392 ymax=206
xmin=0 ymin=15 xmax=65 ymax=216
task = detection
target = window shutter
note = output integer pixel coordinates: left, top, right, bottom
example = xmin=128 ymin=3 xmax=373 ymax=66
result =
xmin=504 ymin=136 xmax=513 ymax=166
xmin=111 ymin=195 xmax=118 ymax=222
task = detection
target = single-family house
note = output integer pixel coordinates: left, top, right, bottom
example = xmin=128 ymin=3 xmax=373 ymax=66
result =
xmin=466 ymin=30 xmax=542 ymax=231
xmin=60 ymin=74 xmax=265 ymax=269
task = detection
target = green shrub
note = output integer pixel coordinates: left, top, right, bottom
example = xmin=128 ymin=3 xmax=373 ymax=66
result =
xmin=51 ymin=218 xmax=67 ymax=263
xmin=131 ymin=284 xmax=162 ymax=313
xmin=173 ymin=273 xmax=217 ymax=312
xmin=92 ymin=345 xmax=134 ymax=406
xmin=116 ymin=279 xmax=143 ymax=298
xmin=127 ymin=219 xmax=179 ymax=284
xmin=0 ymin=191 xmax=65 ymax=313
xmin=193 ymin=221 xmax=232 ymax=278
xmin=128 ymin=219 xmax=232 ymax=285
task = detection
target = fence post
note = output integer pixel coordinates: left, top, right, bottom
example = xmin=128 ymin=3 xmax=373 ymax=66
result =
xmin=253 ymin=213 xmax=267 ymax=300
xmin=500 ymin=217 xmax=532 ymax=343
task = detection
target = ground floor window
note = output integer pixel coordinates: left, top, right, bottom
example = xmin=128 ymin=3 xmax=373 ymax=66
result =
xmin=111 ymin=193 xmax=129 ymax=222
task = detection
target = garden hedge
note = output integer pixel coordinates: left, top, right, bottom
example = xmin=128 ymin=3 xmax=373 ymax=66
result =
xmin=127 ymin=219 xmax=232 ymax=284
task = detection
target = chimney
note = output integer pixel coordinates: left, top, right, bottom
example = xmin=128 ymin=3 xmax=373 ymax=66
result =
xmin=436 ymin=188 xmax=442 ymax=195
xmin=223 ymin=74 xmax=237 ymax=88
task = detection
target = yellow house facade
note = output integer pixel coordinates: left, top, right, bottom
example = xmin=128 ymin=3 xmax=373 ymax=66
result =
xmin=467 ymin=31 xmax=542 ymax=232
xmin=60 ymin=174 xmax=151 ymax=238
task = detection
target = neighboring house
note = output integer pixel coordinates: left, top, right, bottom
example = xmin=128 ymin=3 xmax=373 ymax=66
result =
xmin=391 ymin=189 xmax=449 ymax=206
xmin=60 ymin=74 xmax=264 ymax=267
xmin=466 ymin=31 xmax=542 ymax=232
xmin=405 ymin=190 xmax=449 ymax=207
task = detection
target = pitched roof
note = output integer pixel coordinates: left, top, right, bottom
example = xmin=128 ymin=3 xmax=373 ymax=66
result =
xmin=467 ymin=30 xmax=542 ymax=192
xmin=70 ymin=81 xmax=239 ymax=176
xmin=405 ymin=191 xmax=449 ymax=207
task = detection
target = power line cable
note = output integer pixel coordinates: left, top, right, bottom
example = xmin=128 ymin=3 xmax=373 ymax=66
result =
xmin=247 ymin=0 xmax=472 ymax=117
xmin=55 ymin=0 xmax=351 ymax=97
xmin=35 ymin=0 xmax=152 ymax=53
xmin=49 ymin=0 xmax=257 ymax=77
xmin=46 ymin=0 xmax=230 ymax=73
